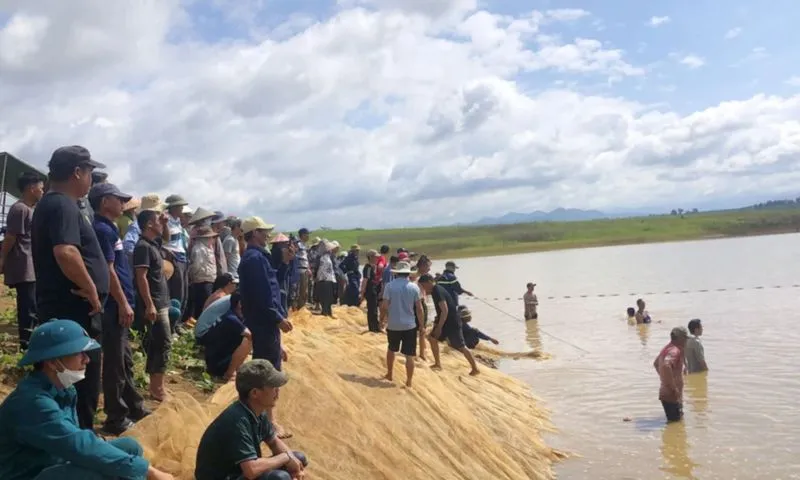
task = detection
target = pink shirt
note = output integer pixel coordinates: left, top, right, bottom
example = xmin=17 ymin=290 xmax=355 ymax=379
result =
xmin=655 ymin=343 xmax=684 ymax=402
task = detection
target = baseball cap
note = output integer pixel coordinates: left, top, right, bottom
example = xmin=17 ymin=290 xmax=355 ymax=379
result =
xmin=19 ymin=320 xmax=101 ymax=366
xmin=88 ymin=183 xmax=132 ymax=203
xmin=298 ymin=228 xmax=311 ymax=236
xmin=236 ymin=359 xmax=288 ymax=395
xmin=48 ymin=146 xmax=106 ymax=173
xmin=445 ymin=261 xmax=458 ymax=269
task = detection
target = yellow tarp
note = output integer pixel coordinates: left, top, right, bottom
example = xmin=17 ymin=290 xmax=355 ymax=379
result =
xmin=128 ymin=307 xmax=559 ymax=479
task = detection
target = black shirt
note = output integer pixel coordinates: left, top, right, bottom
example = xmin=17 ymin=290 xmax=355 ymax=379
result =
xmin=32 ymin=191 xmax=110 ymax=321
xmin=132 ymin=236 xmax=170 ymax=312
xmin=431 ymin=284 xmax=459 ymax=329
xmin=362 ymin=264 xmax=378 ymax=295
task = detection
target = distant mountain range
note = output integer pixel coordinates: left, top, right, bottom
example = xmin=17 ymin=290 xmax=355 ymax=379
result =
xmin=470 ymin=208 xmax=608 ymax=226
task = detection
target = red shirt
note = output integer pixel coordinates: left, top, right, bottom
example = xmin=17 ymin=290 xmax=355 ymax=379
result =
xmin=375 ymin=256 xmax=387 ymax=283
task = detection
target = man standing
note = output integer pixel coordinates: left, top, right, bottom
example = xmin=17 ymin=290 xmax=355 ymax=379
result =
xmin=437 ymin=261 xmax=473 ymax=306
xmin=133 ymin=210 xmax=172 ymax=402
xmin=162 ymin=194 xmax=190 ymax=327
xmin=685 ymin=319 xmax=708 ymax=374
xmin=523 ymin=282 xmax=538 ymax=320
xmin=654 ymin=327 xmax=689 ymax=423
xmin=220 ymin=217 xmax=242 ymax=278
xmin=340 ymin=244 xmax=361 ymax=306
xmin=32 ymin=145 xmax=109 ymax=430
xmin=294 ymin=228 xmax=311 ymax=309
xmin=90 ymin=183 xmax=150 ymax=434
xmin=0 ymin=172 xmax=44 ymax=350
xmin=418 ymin=274 xmax=480 ymax=376
xmin=380 ymin=261 xmax=424 ymax=387
xmin=359 ymin=250 xmax=381 ymax=332
xmin=238 ymin=216 xmax=293 ymax=438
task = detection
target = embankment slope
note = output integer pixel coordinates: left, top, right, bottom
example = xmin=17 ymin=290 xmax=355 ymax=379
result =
xmin=130 ymin=307 xmax=560 ymax=479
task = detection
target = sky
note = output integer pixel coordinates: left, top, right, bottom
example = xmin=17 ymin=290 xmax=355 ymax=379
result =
xmin=1 ymin=0 xmax=800 ymax=230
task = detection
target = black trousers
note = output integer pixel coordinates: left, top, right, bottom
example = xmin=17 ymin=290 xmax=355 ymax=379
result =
xmin=12 ymin=281 xmax=37 ymax=350
xmin=190 ymin=282 xmax=213 ymax=320
xmin=169 ymin=260 xmax=188 ymax=326
xmin=318 ymin=280 xmax=335 ymax=316
xmin=39 ymin=309 xmax=102 ymax=431
xmin=143 ymin=308 xmax=172 ymax=374
xmin=365 ymin=290 xmax=379 ymax=332
xmin=101 ymin=305 xmax=145 ymax=426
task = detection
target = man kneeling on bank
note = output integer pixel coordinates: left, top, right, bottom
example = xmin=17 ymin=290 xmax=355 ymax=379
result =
xmin=0 ymin=320 xmax=173 ymax=480
xmin=195 ymin=359 xmax=308 ymax=480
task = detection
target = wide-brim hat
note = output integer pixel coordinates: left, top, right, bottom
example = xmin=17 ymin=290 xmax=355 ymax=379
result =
xmin=181 ymin=205 xmax=193 ymax=215
xmin=188 ymin=207 xmax=215 ymax=225
xmin=269 ymin=233 xmax=290 ymax=244
xmin=192 ymin=226 xmax=218 ymax=238
xmin=393 ymin=261 xmax=413 ymax=274
xmin=165 ymin=194 xmax=189 ymax=208
xmin=309 ymin=237 xmax=322 ymax=247
xmin=241 ymin=216 xmax=276 ymax=234
xmin=139 ymin=193 xmax=164 ymax=212
xmin=122 ymin=198 xmax=141 ymax=212
xmin=19 ymin=320 xmax=101 ymax=366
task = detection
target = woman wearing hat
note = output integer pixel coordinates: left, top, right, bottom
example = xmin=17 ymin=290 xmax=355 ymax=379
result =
xmin=0 ymin=320 xmax=174 ymax=480
xmin=187 ymin=226 xmax=222 ymax=321
xmin=316 ymin=241 xmax=337 ymax=317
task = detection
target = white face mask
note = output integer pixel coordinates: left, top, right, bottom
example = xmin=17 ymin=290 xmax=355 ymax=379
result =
xmin=56 ymin=360 xmax=86 ymax=389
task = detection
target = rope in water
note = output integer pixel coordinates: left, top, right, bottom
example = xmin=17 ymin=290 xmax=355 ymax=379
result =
xmin=468 ymin=296 xmax=591 ymax=354
xmin=466 ymin=282 xmax=800 ymax=302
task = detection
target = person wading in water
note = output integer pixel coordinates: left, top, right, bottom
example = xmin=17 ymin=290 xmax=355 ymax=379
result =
xmin=654 ymin=327 xmax=688 ymax=423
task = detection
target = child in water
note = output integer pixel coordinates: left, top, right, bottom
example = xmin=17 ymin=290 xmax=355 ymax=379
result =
xmin=627 ymin=307 xmax=636 ymax=325
xmin=459 ymin=306 xmax=499 ymax=349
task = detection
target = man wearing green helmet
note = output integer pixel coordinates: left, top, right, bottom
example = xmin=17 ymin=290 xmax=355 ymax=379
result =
xmin=0 ymin=320 xmax=173 ymax=480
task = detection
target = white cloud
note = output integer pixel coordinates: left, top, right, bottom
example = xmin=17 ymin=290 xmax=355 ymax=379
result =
xmin=679 ymin=54 xmax=705 ymax=69
xmin=724 ymin=27 xmax=742 ymax=39
xmin=1 ymin=1 xmax=800 ymax=229
xmin=648 ymin=16 xmax=670 ymax=27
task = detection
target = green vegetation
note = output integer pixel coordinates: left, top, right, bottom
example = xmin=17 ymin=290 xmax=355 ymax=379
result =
xmin=323 ymin=208 xmax=800 ymax=259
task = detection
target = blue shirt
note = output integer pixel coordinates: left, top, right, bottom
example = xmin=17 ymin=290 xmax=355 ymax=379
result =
xmin=122 ymin=220 xmax=141 ymax=256
xmin=0 ymin=372 xmax=149 ymax=480
xmin=238 ymin=245 xmax=285 ymax=328
xmin=164 ymin=215 xmax=187 ymax=263
xmin=381 ymin=264 xmax=393 ymax=286
xmin=93 ymin=215 xmax=135 ymax=308
xmin=382 ymin=277 xmax=421 ymax=331
xmin=463 ymin=324 xmax=491 ymax=349
xmin=202 ymin=309 xmax=247 ymax=377
xmin=195 ymin=295 xmax=232 ymax=339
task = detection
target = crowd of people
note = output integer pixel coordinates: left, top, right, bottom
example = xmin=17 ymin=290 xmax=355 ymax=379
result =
xmin=0 ymin=145 xmax=503 ymax=480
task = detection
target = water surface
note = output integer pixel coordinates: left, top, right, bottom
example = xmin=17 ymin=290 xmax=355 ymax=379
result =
xmin=450 ymin=233 xmax=800 ymax=479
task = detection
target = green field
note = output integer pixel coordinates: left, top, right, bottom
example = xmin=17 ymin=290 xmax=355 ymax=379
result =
xmin=319 ymin=208 xmax=800 ymax=259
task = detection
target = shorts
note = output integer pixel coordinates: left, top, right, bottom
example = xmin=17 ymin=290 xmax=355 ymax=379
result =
xmin=435 ymin=321 xmax=466 ymax=349
xmin=661 ymin=401 xmax=683 ymax=422
xmin=387 ymin=328 xmax=417 ymax=356
xmin=525 ymin=312 xmax=538 ymax=320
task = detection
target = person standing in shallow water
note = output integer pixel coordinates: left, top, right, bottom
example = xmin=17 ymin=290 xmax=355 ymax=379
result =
xmin=685 ymin=319 xmax=708 ymax=374
xmin=523 ymin=282 xmax=538 ymax=320
xmin=654 ymin=327 xmax=688 ymax=423
xmin=635 ymin=298 xmax=651 ymax=324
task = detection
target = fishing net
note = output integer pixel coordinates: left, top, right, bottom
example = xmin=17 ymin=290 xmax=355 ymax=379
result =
xmin=126 ymin=307 xmax=561 ymax=479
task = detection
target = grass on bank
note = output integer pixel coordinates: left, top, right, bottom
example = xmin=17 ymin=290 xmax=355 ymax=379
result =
xmin=320 ymin=208 xmax=800 ymax=259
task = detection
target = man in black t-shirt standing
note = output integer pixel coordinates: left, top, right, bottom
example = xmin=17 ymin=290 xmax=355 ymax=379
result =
xmin=31 ymin=145 xmax=110 ymax=430
xmin=133 ymin=209 xmax=172 ymax=402
xmin=417 ymin=274 xmax=479 ymax=376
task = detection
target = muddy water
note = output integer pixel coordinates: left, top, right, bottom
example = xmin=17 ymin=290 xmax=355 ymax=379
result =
xmin=450 ymin=233 xmax=800 ymax=479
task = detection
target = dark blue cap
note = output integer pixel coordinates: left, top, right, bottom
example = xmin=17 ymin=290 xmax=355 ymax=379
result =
xmin=88 ymin=182 xmax=132 ymax=203
xmin=48 ymin=145 xmax=106 ymax=172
